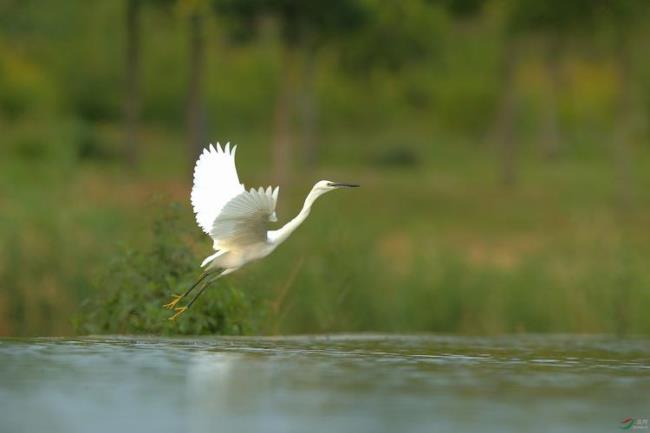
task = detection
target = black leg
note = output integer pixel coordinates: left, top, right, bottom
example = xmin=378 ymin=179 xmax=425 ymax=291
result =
xmin=168 ymin=269 xmax=233 ymax=320
xmin=164 ymin=271 xmax=211 ymax=310
xmin=181 ymin=271 xmax=210 ymax=299
xmin=186 ymin=275 xmax=217 ymax=309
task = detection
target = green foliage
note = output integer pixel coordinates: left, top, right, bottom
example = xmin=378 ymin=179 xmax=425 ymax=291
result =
xmin=507 ymin=0 xmax=649 ymax=37
xmin=341 ymin=0 xmax=447 ymax=72
xmin=77 ymin=204 xmax=257 ymax=335
xmin=216 ymin=0 xmax=368 ymax=46
xmin=2 ymin=0 xmax=650 ymax=338
xmin=0 ymin=43 xmax=56 ymax=118
xmin=437 ymin=0 xmax=484 ymax=17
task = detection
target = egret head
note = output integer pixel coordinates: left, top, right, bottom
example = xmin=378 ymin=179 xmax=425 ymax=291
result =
xmin=304 ymin=180 xmax=359 ymax=207
xmin=313 ymin=180 xmax=360 ymax=192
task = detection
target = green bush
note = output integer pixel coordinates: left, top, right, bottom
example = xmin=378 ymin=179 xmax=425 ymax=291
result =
xmin=76 ymin=203 xmax=257 ymax=335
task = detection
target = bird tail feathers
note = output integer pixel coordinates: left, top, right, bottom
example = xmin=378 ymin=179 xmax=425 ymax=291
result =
xmin=200 ymin=250 xmax=226 ymax=268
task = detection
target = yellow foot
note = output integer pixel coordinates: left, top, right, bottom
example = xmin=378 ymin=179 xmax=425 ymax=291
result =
xmin=163 ymin=294 xmax=183 ymax=310
xmin=169 ymin=306 xmax=188 ymax=321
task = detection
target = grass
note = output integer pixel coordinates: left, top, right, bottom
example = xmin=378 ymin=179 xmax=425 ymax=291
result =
xmin=1 ymin=119 xmax=649 ymax=336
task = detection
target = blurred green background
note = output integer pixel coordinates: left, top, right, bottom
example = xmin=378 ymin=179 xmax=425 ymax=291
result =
xmin=1 ymin=0 xmax=649 ymax=336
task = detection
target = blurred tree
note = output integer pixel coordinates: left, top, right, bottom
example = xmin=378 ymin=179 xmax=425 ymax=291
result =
xmin=492 ymin=36 xmax=518 ymax=186
xmin=438 ymin=0 xmax=483 ymax=16
xmin=216 ymin=0 xmax=366 ymax=181
xmin=124 ymin=0 xmax=141 ymax=168
xmin=497 ymin=0 xmax=648 ymax=186
xmin=613 ymin=35 xmax=635 ymax=209
xmin=341 ymin=0 xmax=442 ymax=72
xmin=599 ymin=0 xmax=649 ymax=209
xmin=272 ymin=39 xmax=295 ymax=184
xmin=185 ymin=3 xmax=209 ymax=161
xmin=507 ymin=0 xmax=594 ymax=161
xmin=541 ymin=35 xmax=562 ymax=160
xmin=265 ymin=0 xmax=367 ymax=175
xmin=341 ymin=0 xmax=489 ymax=144
xmin=285 ymin=0 xmax=367 ymax=167
xmin=298 ymin=47 xmax=318 ymax=166
xmin=489 ymin=1 xmax=526 ymax=186
xmin=491 ymin=0 xmax=591 ymax=184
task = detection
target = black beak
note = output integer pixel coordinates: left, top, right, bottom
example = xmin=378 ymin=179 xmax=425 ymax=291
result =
xmin=330 ymin=183 xmax=360 ymax=188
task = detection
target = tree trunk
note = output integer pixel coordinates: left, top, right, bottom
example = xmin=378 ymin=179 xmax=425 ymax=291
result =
xmin=186 ymin=12 xmax=206 ymax=163
xmin=613 ymin=37 xmax=635 ymax=209
xmin=124 ymin=0 xmax=140 ymax=168
xmin=493 ymin=39 xmax=518 ymax=187
xmin=299 ymin=48 xmax=319 ymax=167
xmin=272 ymin=44 xmax=299 ymax=185
xmin=541 ymin=36 xmax=562 ymax=160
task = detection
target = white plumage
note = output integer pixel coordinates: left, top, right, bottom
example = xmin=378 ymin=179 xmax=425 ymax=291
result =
xmin=210 ymin=186 xmax=279 ymax=249
xmin=191 ymin=143 xmax=279 ymax=251
xmin=191 ymin=143 xmax=245 ymax=234
xmin=164 ymin=142 xmax=359 ymax=319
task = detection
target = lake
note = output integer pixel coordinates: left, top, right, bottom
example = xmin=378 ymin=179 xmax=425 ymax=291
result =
xmin=0 ymin=334 xmax=648 ymax=433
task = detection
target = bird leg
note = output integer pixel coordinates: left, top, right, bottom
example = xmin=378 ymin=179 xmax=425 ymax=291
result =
xmin=185 ymin=267 xmax=237 ymax=309
xmin=162 ymin=294 xmax=183 ymax=310
xmin=163 ymin=271 xmax=210 ymax=310
xmin=167 ymin=274 xmax=215 ymax=320
xmin=185 ymin=279 xmax=213 ymax=309
xmin=167 ymin=268 xmax=236 ymax=320
xmin=169 ymin=306 xmax=188 ymax=321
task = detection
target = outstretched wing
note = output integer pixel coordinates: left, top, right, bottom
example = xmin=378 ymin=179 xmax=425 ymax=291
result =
xmin=210 ymin=186 xmax=279 ymax=249
xmin=191 ymin=143 xmax=245 ymax=234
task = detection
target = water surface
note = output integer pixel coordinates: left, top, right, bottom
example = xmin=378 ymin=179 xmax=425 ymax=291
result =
xmin=1 ymin=334 xmax=648 ymax=433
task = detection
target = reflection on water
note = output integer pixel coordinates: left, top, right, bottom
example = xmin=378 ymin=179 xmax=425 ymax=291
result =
xmin=0 ymin=335 xmax=649 ymax=433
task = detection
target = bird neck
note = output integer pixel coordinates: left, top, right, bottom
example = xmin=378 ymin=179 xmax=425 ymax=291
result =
xmin=268 ymin=188 xmax=324 ymax=246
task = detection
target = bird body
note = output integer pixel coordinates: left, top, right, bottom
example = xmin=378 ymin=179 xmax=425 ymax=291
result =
xmin=201 ymin=239 xmax=274 ymax=271
xmin=164 ymin=142 xmax=358 ymax=319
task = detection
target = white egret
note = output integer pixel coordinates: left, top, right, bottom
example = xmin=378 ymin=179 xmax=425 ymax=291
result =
xmin=164 ymin=142 xmax=359 ymax=319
